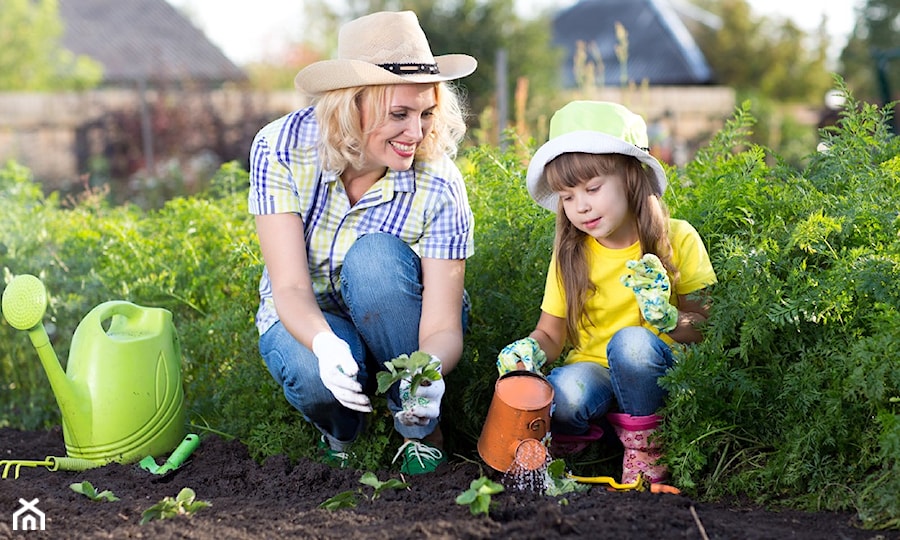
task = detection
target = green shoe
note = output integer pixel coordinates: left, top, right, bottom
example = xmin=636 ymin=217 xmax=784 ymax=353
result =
xmin=392 ymin=440 xmax=446 ymax=475
xmin=317 ymin=435 xmax=351 ymax=468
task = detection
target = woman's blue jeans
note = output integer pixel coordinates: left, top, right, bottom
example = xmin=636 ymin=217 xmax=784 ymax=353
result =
xmin=258 ymin=233 xmax=469 ymax=445
xmin=546 ymin=326 xmax=674 ymax=435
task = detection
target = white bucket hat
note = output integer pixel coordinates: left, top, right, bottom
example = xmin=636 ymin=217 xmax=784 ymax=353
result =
xmin=294 ymin=11 xmax=477 ymax=94
xmin=526 ymin=101 xmax=668 ymax=212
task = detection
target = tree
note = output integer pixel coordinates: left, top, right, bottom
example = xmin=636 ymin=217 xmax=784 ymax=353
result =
xmin=839 ymin=0 xmax=900 ymax=108
xmin=0 ymin=0 xmax=103 ymax=91
xmin=687 ymin=0 xmax=832 ymax=103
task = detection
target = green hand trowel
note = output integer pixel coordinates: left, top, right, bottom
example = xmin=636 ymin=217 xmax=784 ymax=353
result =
xmin=139 ymin=433 xmax=200 ymax=477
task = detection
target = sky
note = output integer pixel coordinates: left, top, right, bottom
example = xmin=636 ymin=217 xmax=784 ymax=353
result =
xmin=165 ymin=0 xmax=861 ymax=66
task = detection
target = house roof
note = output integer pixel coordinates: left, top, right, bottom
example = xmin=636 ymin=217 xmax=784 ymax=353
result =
xmin=553 ymin=0 xmax=713 ymax=87
xmin=58 ymin=0 xmax=246 ymax=86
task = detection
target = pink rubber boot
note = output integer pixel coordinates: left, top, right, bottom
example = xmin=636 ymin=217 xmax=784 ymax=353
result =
xmin=606 ymin=412 xmax=668 ymax=484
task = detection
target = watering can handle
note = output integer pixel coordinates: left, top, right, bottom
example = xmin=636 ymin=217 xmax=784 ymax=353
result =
xmin=91 ymin=301 xmax=145 ymax=322
xmin=84 ymin=300 xmax=163 ymax=337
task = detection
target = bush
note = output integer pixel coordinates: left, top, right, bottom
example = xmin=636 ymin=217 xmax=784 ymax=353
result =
xmin=1 ymin=83 xmax=897 ymax=530
xmin=660 ymin=83 xmax=900 ymax=529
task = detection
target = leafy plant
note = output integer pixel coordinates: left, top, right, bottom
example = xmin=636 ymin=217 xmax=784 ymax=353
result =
xmin=359 ymin=471 xmax=408 ymax=500
xmin=376 ymin=351 xmax=441 ymax=395
xmin=455 ymin=476 xmax=504 ymax=516
xmin=319 ymin=490 xmax=358 ymax=511
xmin=319 ymin=472 xmax=409 ymax=510
xmin=69 ymin=481 xmax=118 ymax=502
xmin=140 ymin=487 xmax=210 ymax=524
xmin=543 ymin=459 xmax=591 ymax=497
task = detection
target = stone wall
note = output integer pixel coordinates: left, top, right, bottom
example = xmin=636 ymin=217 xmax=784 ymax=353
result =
xmin=0 ymin=89 xmax=308 ymax=191
xmin=0 ymin=86 xmax=736 ymax=192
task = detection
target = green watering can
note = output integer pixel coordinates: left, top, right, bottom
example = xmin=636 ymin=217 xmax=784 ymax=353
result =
xmin=1 ymin=274 xmax=186 ymax=465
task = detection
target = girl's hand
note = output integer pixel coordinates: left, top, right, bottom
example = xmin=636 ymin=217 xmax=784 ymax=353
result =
xmin=496 ymin=337 xmax=547 ymax=375
xmin=621 ymin=254 xmax=678 ymax=332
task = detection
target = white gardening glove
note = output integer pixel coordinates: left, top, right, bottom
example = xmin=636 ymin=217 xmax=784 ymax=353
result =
xmin=395 ymin=358 xmax=444 ymax=427
xmin=496 ymin=337 xmax=547 ymax=375
xmin=312 ymin=332 xmax=372 ymax=413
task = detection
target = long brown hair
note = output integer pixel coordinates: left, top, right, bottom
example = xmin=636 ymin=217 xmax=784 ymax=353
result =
xmin=543 ymin=152 xmax=677 ymax=347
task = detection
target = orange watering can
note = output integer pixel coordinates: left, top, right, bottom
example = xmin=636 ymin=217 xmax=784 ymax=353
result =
xmin=478 ymin=370 xmax=554 ymax=472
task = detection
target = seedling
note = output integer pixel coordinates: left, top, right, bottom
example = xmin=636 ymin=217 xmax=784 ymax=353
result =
xmin=455 ymin=476 xmax=504 ymax=516
xmin=359 ymin=471 xmax=408 ymax=500
xmin=319 ymin=472 xmax=409 ymax=510
xmin=140 ymin=487 xmax=210 ymax=524
xmin=543 ymin=459 xmax=590 ymax=497
xmin=69 ymin=481 xmax=119 ymax=502
xmin=319 ymin=490 xmax=358 ymax=510
xmin=376 ymin=351 xmax=441 ymax=396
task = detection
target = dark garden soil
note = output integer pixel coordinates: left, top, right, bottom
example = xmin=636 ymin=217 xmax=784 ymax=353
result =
xmin=0 ymin=426 xmax=890 ymax=540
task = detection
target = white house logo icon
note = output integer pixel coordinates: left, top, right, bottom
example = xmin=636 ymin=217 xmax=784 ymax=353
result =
xmin=13 ymin=498 xmax=45 ymax=531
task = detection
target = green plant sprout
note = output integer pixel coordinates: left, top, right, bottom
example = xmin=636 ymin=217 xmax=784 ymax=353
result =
xmin=140 ymin=487 xmax=211 ymax=524
xmin=319 ymin=490 xmax=358 ymax=510
xmin=359 ymin=471 xmax=408 ymax=500
xmin=455 ymin=476 xmax=504 ymax=516
xmin=319 ymin=472 xmax=409 ymax=510
xmin=543 ymin=459 xmax=591 ymax=497
xmin=69 ymin=481 xmax=119 ymax=502
xmin=376 ymin=351 xmax=441 ymax=396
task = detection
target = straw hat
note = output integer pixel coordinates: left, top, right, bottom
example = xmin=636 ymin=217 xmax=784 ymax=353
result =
xmin=526 ymin=101 xmax=668 ymax=212
xmin=294 ymin=11 xmax=477 ymax=94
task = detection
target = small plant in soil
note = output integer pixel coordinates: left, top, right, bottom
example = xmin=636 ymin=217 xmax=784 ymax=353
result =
xmin=69 ymin=481 xmax=119 ymax=502
xmin=320 ymin=472 xmax=409 ymax=510
xmin=456 ymin=476 xmax=504 ymax=516
xmin=544 ymin=459 xmax=591 ymax=496
xmin=140 ymin=487 xmax=211 ymax=524
xmin=376 ymin=351 xmax=442 ymax=395
xmin=359 ymin=471 xmax=409 ymax=500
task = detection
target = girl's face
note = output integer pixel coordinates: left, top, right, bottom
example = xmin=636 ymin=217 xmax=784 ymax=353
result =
xmin=557 ymin=173 xmax=638 ymax=249
xmin=360 ymin=84 xmax=436 ymax=173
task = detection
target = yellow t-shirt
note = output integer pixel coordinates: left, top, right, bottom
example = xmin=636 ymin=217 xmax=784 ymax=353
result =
xmin=540 ymin=219 xmax=716 ymax=367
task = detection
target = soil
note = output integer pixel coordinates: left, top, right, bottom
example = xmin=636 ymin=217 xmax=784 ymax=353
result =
xmin=0 ymin=427 xmax=890 ymax=540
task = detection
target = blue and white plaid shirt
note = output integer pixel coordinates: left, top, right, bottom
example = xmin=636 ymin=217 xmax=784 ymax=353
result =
xmin=248 ymin=107 xmax=475 ymax=335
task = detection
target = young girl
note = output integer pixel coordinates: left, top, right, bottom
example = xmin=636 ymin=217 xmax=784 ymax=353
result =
xmin=497 ymin=101 xmax=716 ymax=485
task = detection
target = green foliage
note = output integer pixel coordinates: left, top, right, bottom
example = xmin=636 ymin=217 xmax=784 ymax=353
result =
xmin=358 ymin=471 xmax=409 ymax=500
xmin=376 ymin=351 xmax=441 ymax=395
xmin=319 ymin=472 xmax=408 ymax=510
xmin=69 ymin=481 xmax=119 ymax=502
xmin=319 ymin=490 xmax=358 ymax=510
xmin=543 ymin=459 xmax=591 ymax=497
xmin=140 ymin=487 xmax=210 ymax=524
xmin=0 ymin=0 xmax=103 ymax=90
xmin=690 ymin=0 xmax=831 ymax=103
xmin=660 ymin=81 xmax=900 ymax=529
xmin=455 ymin=476 xmax=504 ymax=516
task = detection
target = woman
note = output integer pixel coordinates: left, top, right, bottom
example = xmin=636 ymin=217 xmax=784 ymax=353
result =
xmin=248 ymin=11 xmax=477 ymax=475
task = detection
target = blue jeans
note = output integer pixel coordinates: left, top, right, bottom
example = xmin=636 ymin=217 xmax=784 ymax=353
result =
xmin=259 ymin=233 xmax=469 ymax=444
xmin=546 ymin=326 xmax=674 ymax=435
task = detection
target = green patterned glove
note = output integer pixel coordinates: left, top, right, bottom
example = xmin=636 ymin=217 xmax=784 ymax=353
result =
xmin=496 ymin=337 xmax=547 ymax=375
xmin=621 ymin=254 xmax=678 ymax=333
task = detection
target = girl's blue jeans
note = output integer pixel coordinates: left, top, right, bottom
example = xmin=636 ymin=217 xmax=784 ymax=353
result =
xmin=546 ymin=326 xmax=674 ymax=435
xmin=258 ymin=233 xmax=468 ymax=446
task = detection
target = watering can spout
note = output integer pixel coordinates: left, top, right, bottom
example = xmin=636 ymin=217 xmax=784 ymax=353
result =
xmin=1 ymin=275 xmax=91 ymax=437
